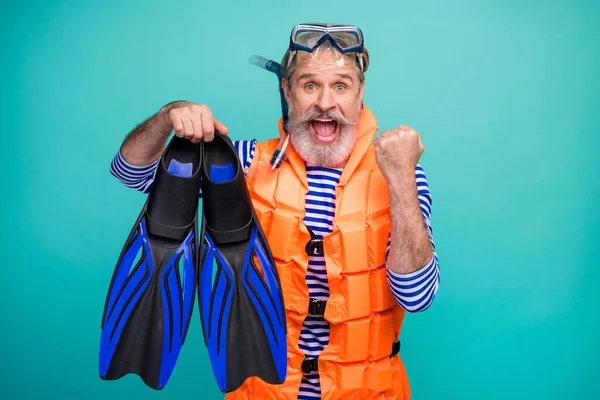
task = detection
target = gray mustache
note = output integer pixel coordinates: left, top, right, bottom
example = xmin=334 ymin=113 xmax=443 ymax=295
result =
xmin=293 ymin=110 xmax=357 ymax=126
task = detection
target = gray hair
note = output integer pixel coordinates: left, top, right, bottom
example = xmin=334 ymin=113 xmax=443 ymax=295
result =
xmin=280 ymin=33 xmax=370 ymax=88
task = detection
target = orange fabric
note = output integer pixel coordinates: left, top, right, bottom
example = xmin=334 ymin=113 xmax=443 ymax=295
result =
xmin=226 ymin=106 xmax=410 ymax=399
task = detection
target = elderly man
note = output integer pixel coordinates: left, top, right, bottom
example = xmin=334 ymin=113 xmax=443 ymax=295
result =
xmin=110 ymin=23 xmax=439 ymax=400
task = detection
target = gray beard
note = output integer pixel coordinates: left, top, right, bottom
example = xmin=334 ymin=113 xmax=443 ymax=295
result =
xmin=286 ymin=105 xmax=361 ymax=168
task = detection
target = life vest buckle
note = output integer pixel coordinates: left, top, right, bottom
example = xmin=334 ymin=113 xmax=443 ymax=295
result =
xmin=390 ymin=340 xmax=401 ymax=358
xmin=301 ymin=357 xmax=319 ymax=374
xmin=305 ymin=238 xmax=324 ymax=255
xmin=304 ymin=225 xmax=324 ymax=255
xmin=308 ymin=298 xmax=327 ymax=315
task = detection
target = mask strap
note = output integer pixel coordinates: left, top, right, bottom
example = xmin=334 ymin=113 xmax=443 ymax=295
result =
xmin=287 ymin=50 xmax=296 ymax=69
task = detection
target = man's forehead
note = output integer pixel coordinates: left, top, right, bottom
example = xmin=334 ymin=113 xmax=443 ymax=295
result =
xmin=294 ymin=49 xmax=357 ymax=78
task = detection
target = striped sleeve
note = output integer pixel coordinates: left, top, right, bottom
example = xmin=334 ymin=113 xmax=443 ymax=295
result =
xmin=109 ymin=138 xmax=258 ymax=194
xmin=109 ymin=150 xmax=158 ymax=194
xmin=234 ymin=138 xmax=257 ymax=174
xmin=385 ymin=163 xmax=440 ymax=313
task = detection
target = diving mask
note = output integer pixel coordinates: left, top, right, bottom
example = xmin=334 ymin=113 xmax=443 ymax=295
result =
xmin=288 ymin=23 xmax=365 ymax=71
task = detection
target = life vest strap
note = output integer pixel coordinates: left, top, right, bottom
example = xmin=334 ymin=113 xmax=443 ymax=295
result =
xmin=300 ymin=341 xmax=402 ymax=374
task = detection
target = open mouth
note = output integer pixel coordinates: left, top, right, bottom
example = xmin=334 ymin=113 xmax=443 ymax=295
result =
xmin=311 ymin=119 xmax=339 ymax=143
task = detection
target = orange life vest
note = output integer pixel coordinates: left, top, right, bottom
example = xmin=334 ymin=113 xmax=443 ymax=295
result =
xmin=225 ymin=106 xmax=410 ymax=400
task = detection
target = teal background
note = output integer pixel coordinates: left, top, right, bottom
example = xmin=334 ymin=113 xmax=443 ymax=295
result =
xmin=2 ymin=0 xmax=599 ymax=399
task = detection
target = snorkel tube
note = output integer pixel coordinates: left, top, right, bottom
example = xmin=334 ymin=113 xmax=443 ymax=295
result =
xmin=248 ymin=55 xmax=288 ymax=120
xmin=248 ymin=55 xmax=290 ymax=169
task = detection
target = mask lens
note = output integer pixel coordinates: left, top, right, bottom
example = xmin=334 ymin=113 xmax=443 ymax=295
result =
xmin=329 ymin=31 xmax=361 ymax=51
xmin=293 ymin=29 xmax=326 ymax=48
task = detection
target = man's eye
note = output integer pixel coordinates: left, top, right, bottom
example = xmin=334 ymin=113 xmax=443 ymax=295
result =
xmin=305 ymin=84 xmax=316 ymax=90
xmin=335 ymin=84 xmax=347 ymax=91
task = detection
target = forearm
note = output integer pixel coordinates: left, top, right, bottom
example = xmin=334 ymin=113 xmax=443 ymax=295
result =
xmin=120 ymin=106 xmax=174 ymax=165
xmin=387 ymin=168 xmax=433 ymax=274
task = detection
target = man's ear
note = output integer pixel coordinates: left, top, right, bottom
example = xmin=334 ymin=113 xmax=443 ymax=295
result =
xmin=282 ymin=78 xmax=291 ymax=104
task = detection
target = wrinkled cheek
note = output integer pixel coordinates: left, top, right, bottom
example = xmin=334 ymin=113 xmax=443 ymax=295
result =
xmin=335 ymin=93 xmax=362 ymax=115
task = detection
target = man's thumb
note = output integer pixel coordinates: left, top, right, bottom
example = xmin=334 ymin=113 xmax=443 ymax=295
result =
xmin=214 ymin=119 xmax=229 ymax=135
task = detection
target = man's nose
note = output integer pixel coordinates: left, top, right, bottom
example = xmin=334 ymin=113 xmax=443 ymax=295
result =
xmin=316 ymin=88 xmax=336 ymax=112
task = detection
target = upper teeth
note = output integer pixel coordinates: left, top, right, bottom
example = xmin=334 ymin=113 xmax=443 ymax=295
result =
xmin=315 ymin=119 xmax=333 ymax=122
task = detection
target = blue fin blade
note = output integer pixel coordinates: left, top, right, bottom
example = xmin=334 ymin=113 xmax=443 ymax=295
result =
xmin=99 ymin=220 xmax=154 ymax=377
xmin=157 ymin=227 xmax=197 ymax=388
xmin=242 ymin=226 xmax=287 ymax=382
xmin=199 ymin=234 xmax=234 ymax=392
xmin=99 ymin=218 xmax=197 ymax=389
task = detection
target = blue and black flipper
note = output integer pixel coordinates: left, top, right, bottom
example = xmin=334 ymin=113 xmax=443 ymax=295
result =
xmin=98 ymin=135 xmax=202 ymax=390
xmin=198 ymin=131 xmax=288 ymax=393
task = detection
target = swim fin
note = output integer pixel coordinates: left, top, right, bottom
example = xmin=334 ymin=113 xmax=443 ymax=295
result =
xmin=198 ymin=131 xmax=288 ymax=393
xmin=99 ymin=136 xmax=202 ymax=390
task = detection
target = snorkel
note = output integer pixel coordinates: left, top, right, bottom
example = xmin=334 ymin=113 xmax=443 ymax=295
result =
xmin=248 ymin=55 xmax=290 ymax=170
